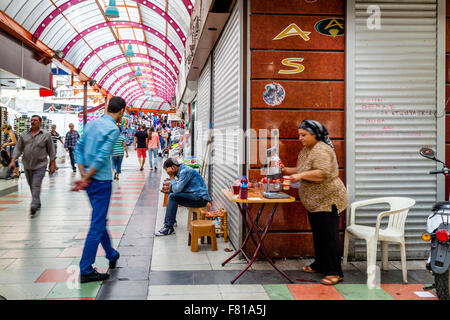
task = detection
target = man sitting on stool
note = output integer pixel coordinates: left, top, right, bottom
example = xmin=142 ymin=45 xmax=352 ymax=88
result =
xmin=156 ymin=157 xmax=211 ymax=236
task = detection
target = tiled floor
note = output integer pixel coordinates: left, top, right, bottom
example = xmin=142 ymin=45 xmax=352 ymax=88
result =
xmin=0 ymin=150 xmax=441 ymax=300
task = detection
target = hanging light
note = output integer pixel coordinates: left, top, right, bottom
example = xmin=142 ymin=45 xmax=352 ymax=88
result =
xmin=142 ymin=80 xmax=147 ymax=88
xmin=105 ymin=0 xmax=120 ymax=18
xmin=145 ymin=90 xmax=151 ymax=96
xmin=135 ymin=67 xmax=143 ymax=76
xmin=125 ymin=44 xmax=135 ymax=57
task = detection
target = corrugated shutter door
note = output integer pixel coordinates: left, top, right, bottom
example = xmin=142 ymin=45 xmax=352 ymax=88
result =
xmin=211 ymin=5 xmax=242 ymax=248
xmin=196 ymin=56 xmax=211 ymax=177
xmin=350 ymin=0 xmax=438 ymax=259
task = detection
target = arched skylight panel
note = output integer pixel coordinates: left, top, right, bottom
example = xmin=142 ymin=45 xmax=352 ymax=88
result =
xmin=129 ymin=55 xmax=150 ymax=65
xmin=168 ymin=0 xmax=191 ymax=33
xmin=151 ymin=68 xmax=174 ymax=87
xmin=39 ymin=1 xmax=100 ymax=42
xmin=143 ymin=32 xmax=180 ymax=68
xmin=116 ymin=82 xmax=143 ymax=97
xmin=102 ymin=67 xmax=134 ymax=90
xmin=143 ymin=49 xmax=177 ymax=78
xmin=139 ymin=6 xmax=173 ymax=37
xmin=95 ymin=58 xmax=130 ymax=82
xmin=3 ymin=0 xmax=54 ymax=33
xmin=85 ymin=40 xmax=122 ymax=63
xmin=117 ymin=29 xmax=145 ymax=44
xmin=140 ymin=9 xmax=185 ymax=53
xmin=68 ymin=35 xmax=117 ymax=71
xmin=43 ymin=25 xmax=77 ymax=52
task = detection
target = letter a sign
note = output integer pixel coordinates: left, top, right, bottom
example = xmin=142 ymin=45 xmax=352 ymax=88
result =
xmin=273 ymin=23 xmax=311 ymax=41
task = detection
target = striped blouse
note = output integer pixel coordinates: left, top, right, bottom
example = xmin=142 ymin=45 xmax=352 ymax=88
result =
xmin=111 ymin=135 xmax=125 ymax=157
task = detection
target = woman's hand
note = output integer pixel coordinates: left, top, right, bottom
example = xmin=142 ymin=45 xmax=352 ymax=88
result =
xmin=289 ymin=173 xmax=303 ymax=183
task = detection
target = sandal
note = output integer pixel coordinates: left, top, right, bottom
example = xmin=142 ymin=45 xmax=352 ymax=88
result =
xmin=301 ymin=265 xmax=317 ymax=273
xmin=320 ymin=275 xmax=343 ymax=285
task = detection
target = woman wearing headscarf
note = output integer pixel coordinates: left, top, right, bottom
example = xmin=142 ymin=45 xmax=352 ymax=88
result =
xmin=281 ymin=120 xmax=348 ymax=285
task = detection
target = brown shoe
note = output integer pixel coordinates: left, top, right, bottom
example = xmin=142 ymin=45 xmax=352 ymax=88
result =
xmin=301 ymin=265 xmax=317 ymax=273
xmin=320 ymin=275 xmax=343 ymax=285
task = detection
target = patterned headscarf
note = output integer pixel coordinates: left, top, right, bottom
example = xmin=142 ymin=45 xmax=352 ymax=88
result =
xmin=299 ymin=120 xmax=335 ymax=151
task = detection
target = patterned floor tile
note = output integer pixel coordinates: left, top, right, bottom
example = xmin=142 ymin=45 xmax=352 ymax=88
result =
xmin=75 ymin=231 xmax=124 ymax=240
xmin=59 ymin=247 xmax=106 ymax=258
xmin=107 ymin=220 xmax=129 ymax=226
xmin=0 ymin=283 xmax=55 ymax=300
xmin=35 ymin=268 xmax=108 ymax=283
xmin=46 ymin=281 xmax=102 ymax=299
xmin=334 ymin=284 xmax=395 ymax=300
xmin=288 ymin=284 xmax=345 ymax=300
xmin=264 ymin=284 xmax=295 ymax=300
xmin=381 ymin=284 xmax=438 ymax=300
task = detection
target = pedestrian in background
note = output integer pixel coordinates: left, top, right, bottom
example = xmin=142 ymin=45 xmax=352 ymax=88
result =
xmin=1 ymin=124 xmax=19 ymax=179
xmin=112 ymin=127 xmax=128 ymax=180
xmin=72 ymin=97 xmax=125 ymax=283
xmin=65 ymin=123 xmax=80 ymax=173
xmin=9 ymin=115 xmax=56 ymax=216
xmin=134 ymin=124 xmax=148 ymax=171
xmin=50 ymin=125 xmax=64 ymax=171
xmin=147 ymin=127 xmax=160 ymax=170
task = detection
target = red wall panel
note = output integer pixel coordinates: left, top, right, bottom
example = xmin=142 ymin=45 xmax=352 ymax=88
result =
xmin=251 ymin=51 xmax=345 ymax=80
xmin=251 ymin=0 xmax=345 ymax=15
xmin=251 ymin=80 xmax=345 ymax=109
xmin=251 ymin=110 xmax=345 ymax=139
xmin=250 ymin=15 xmax=345 ymax=50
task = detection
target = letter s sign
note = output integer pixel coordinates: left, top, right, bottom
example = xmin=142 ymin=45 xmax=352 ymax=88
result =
xmin=278 ymin=58 xmax=305 ymax=74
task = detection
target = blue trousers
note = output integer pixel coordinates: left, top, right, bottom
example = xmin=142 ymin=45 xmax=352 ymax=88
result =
xmin=148 ymin=148 xmax=158 ymax=168
xmin=80 ymin=179 xmax=118 ymax=275
xmin=164 ymin=192 xmax=209 ymax=227
xmin=111 ymin=156 xmax=124 ymax=174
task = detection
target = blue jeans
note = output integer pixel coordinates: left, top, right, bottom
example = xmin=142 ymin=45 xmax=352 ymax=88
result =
xmin=164 ymin=192 xmax=209 ymax=227
xmin=80 ymin=179 xmax=118 ymax=275
xmin=148 ymin=148 xmax=158 ymax=168
xmin=111 ymin=156 xmax=124 ymax=174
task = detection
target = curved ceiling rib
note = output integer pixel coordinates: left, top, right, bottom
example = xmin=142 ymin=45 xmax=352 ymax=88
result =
xmin=115 ymin=80 xmax=170 ymax=100
xmin=62 ymin=21 xmax=181 ymax=61
xmin=100 ymin=62 xmax=175 ymax=88
xmin=33 ymin=0 xmax=188 ymax=46
xmin=116 ymin=81 xmax=170 ymax=100
xmin=106 ymin=71 xmax=173 ymax=94
xmin=114 ymin=76 xmax=163 ymax=96
xmin=92 ymin=54 xmax=177 ymax=83
xmin=78 ymin=39 xmax=180 ymax=74
xmin=125 ymin=88 xmax=168 ymax=102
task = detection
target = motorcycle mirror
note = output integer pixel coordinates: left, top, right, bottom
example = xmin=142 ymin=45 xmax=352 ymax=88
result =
xmin=419 ymin=147 xmax=436 ymax=159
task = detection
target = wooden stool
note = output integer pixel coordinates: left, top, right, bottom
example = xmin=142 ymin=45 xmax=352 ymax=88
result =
xmin=187 ymin=205 xmax=209 ymax=230
xmin=200 ymin=208 xmax=228 ymax=242
xmin=188 ymin=220 xmax=218 ymax=252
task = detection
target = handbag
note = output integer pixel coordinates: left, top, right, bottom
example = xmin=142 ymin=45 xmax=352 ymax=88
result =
xmin=0 ymin=166 xmax=9 ymax=179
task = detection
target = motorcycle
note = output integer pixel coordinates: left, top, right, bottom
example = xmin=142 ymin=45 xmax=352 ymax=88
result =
xmin=419 ymin=147 xmax=450 ymax=300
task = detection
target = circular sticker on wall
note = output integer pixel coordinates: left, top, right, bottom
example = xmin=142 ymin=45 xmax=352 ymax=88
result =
xmin=263 ymin=83 xmax=285 ymax=107
xmin=315 ymin=18 xmax=345 ymax=37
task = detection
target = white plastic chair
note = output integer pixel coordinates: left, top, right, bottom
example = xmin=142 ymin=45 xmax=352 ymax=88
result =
xmin=343 ymin=197 xmax=416 ymax=289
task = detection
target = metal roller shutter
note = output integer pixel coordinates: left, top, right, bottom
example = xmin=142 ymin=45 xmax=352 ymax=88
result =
xmin=196 ymin=56 xmax=211 ymax=181
xmin=347 ymin=0 xmax=443 ymax=259
xmin=211 ymin=4 xmax=243 ymax=248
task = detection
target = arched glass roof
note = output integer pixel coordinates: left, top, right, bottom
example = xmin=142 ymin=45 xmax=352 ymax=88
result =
xmin=0 ymin=0 xmax=193 ymax=109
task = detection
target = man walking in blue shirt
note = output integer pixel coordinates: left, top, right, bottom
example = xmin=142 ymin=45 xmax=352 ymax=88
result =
xmin=72 ymin=97 xmax=125 ymax=283
xmin=156 ymin=158 xmax=211 ymax=236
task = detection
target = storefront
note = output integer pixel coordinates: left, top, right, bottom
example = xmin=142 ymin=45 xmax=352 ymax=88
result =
xmin=184 ymin=0 xmax=448 ymax=260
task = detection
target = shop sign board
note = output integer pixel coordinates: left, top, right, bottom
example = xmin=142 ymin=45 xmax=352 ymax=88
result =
xmin=43 ymin=103 xmax=83 ymax=114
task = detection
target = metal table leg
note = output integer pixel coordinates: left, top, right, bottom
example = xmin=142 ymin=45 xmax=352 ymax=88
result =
xmin=229 ymin=203 xmax=294 ymax=284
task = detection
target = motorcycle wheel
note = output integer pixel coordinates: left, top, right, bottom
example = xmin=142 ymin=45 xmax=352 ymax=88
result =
xmin=435 ymin=270 xmax=450 ymax=300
